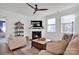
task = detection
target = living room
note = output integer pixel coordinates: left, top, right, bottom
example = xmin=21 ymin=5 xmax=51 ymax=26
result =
xmin=0 ymin=3 xmax=79 ymax=55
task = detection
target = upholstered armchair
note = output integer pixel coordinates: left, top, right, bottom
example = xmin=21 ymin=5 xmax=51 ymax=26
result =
xmin=8 ymin=36 xmax=27 ymax=51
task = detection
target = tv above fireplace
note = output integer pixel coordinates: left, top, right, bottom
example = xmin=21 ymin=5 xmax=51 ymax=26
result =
xmin=31 ymin=21 xmax=42 ymax=27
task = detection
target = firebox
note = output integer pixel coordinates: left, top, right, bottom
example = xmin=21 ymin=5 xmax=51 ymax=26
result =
xmin=32 ymin=31 xmax=41 ymax=39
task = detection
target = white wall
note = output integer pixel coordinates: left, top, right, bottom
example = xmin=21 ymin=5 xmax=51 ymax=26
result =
xmin=45 ymin=5 xmax=79 ymax=40
xmin=0 ymin=8 xmax=46 ymax=43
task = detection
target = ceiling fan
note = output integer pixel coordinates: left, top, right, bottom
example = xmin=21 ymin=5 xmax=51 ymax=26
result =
xmin=26 ymin=3 xmax=48 ymax=14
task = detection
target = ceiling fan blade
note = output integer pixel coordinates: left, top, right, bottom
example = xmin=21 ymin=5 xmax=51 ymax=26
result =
xmin=26 ymin=3 xmax=35 ymax=9
xmin=38 ymin=9 xmax=48 ymax=11
xmin=33 ymin=10 xmax=37 ymax=14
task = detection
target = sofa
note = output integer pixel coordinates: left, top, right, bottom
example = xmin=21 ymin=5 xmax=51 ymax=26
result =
xmin=39 ymin=34 xmax=79 ymax=55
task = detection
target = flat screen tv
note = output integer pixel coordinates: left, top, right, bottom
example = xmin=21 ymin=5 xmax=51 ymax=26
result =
xmin=31 ymin=21 xmax=42 ymax=27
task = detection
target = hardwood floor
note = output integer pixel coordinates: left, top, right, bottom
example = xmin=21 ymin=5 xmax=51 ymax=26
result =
xmin=0 ymin=43 xmax=13 ymax=55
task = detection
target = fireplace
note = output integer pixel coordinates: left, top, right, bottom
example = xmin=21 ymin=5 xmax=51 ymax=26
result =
xmin=32 ymin=31 xmax=41 ymax=39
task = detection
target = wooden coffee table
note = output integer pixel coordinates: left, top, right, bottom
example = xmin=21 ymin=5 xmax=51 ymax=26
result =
xmin=32 ymin=39 xmax=48 ymax=50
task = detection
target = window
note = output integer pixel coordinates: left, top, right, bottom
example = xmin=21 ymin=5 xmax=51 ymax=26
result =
xmin=0 ymin=18 xmax=6 ymax=32
xmin=61 ymin=15 xmax=75 ymax=33
xmin=47 ymin=18 xmax=56 ymax=32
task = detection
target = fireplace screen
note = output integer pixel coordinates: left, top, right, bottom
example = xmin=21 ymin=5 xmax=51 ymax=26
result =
xmin=32 ymin=31 xmax=41 ymax=39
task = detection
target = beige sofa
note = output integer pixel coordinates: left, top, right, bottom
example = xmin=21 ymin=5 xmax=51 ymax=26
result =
xmin=39 ymin=34 xmax=79 ymax=55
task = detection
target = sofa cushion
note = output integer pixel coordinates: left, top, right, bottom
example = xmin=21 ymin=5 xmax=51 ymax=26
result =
xmin=46 ymin=40 xmax=68 ymax=55
xmin=64 ymin=35 xmax=79 ymax=55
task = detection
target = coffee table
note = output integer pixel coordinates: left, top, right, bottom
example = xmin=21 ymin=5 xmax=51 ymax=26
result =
xmin=32 ymin=39 xmax=48 ymax=50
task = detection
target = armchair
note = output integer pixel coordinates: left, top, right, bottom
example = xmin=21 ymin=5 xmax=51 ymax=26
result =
xmin=8 ymin=36 xmax=27 ymax=51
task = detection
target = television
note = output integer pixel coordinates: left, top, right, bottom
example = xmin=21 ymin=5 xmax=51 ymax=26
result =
xmin=31 ymin=21 xmax=42 ymax=27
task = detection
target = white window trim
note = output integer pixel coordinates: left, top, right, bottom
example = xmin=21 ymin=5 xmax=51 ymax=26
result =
xmin=61 ymin=14 xmax=75 ymax=33
xmin=47 ymin=18 xmax=56 ymax=33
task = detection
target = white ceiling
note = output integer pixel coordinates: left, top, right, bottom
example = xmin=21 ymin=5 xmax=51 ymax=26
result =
xmin=0 ymin=3 xmax=78 ymax=17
